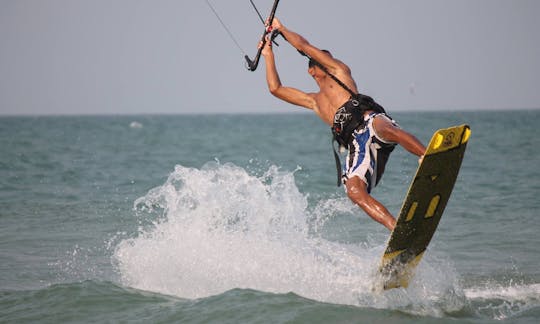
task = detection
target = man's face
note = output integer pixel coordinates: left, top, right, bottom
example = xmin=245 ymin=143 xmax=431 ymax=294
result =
xmin=308 ymin=65 xmax=323 ymax=78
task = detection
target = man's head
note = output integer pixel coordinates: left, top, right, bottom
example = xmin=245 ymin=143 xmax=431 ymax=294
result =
xmin=308 ymin=50 xmax=332 ymax=69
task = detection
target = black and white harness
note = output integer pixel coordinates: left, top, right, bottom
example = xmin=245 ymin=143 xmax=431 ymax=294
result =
xmin=332 ymin=94 xmax=387 ymax=148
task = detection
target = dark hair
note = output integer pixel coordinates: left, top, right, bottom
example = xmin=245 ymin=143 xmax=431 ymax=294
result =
xmin=308 ymin=50 xmax=331 ymax=68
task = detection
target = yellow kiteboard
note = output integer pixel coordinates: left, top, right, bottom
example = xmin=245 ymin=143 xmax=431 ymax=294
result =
xmin=379 ymin=124 xmax=471 ymax=290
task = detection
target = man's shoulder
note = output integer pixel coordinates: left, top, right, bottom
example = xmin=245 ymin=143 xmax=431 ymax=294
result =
xmin=330 ymin=58 xmax=352 ymax=76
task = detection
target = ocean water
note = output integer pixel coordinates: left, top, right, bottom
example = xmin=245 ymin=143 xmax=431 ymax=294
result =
xmin=1 ymin=110 xmax=539 ymax=323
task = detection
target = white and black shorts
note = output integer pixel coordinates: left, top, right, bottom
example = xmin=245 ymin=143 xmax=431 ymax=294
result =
xmin=342 ymin=113 xmax=397 ymax=193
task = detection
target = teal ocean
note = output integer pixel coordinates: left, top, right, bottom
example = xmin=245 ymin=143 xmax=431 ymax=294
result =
xmin=1 ymin=110 xmax=539 ymax=323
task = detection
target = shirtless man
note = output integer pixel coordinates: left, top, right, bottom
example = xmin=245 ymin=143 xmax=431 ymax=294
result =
xmin=260 ymin=18 xmax=426 ymax=231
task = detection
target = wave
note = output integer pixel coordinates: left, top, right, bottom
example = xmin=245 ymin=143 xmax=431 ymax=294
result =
xmin=0 ymin=281 xmax=175 ymax=323
xmin=3 ymin=280 xmax=539 ymax=323
xmin=465 ymin=282 xmax=540 ymax=320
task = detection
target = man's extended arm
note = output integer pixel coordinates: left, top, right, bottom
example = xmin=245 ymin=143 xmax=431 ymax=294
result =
xmin=270 ymin=18 xmax=343 ymax=74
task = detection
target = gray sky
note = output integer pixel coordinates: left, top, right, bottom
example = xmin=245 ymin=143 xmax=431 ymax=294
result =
xmin=1 ymin=0 xmax=539 ymax=115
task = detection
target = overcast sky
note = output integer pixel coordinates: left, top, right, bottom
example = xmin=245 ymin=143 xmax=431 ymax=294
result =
xmin=1 ymin=0 xmax=539 ymax=115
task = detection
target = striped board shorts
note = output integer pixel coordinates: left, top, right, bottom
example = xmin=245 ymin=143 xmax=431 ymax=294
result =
xmin=342 ymin=113 xmax=397 ymax=193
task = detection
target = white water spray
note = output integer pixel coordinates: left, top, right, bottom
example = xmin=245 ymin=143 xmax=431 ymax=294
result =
xmin=114 ymin=162 xmax=467 ymax=315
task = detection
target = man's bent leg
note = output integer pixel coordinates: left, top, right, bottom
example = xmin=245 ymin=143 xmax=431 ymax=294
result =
xmin=345 ymin=176 xmax=396 ymax=231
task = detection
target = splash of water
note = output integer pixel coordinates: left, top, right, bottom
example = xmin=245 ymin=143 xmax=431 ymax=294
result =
xmin=113 ymin=162 xmax=466 ymax=315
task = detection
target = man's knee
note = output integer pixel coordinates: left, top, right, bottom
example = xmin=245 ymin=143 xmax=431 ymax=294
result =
xmin=345 ymin=177 xmax=369 ymax=204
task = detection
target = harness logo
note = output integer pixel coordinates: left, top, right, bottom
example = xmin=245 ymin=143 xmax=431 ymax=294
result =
xmin=333 ymin=106 xmax=351 ymax=133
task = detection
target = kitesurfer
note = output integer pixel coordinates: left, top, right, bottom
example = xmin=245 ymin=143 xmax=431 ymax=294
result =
xmin=259 ymin=18 xmax=426 ymax=231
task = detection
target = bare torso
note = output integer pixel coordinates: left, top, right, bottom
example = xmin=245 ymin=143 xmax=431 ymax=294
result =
xmin=310 ymin=71 xmax=359 ymax=126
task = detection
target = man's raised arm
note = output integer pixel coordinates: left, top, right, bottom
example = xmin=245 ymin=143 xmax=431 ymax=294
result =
xmin=260 ymin=35 xmax=316 ymax=110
